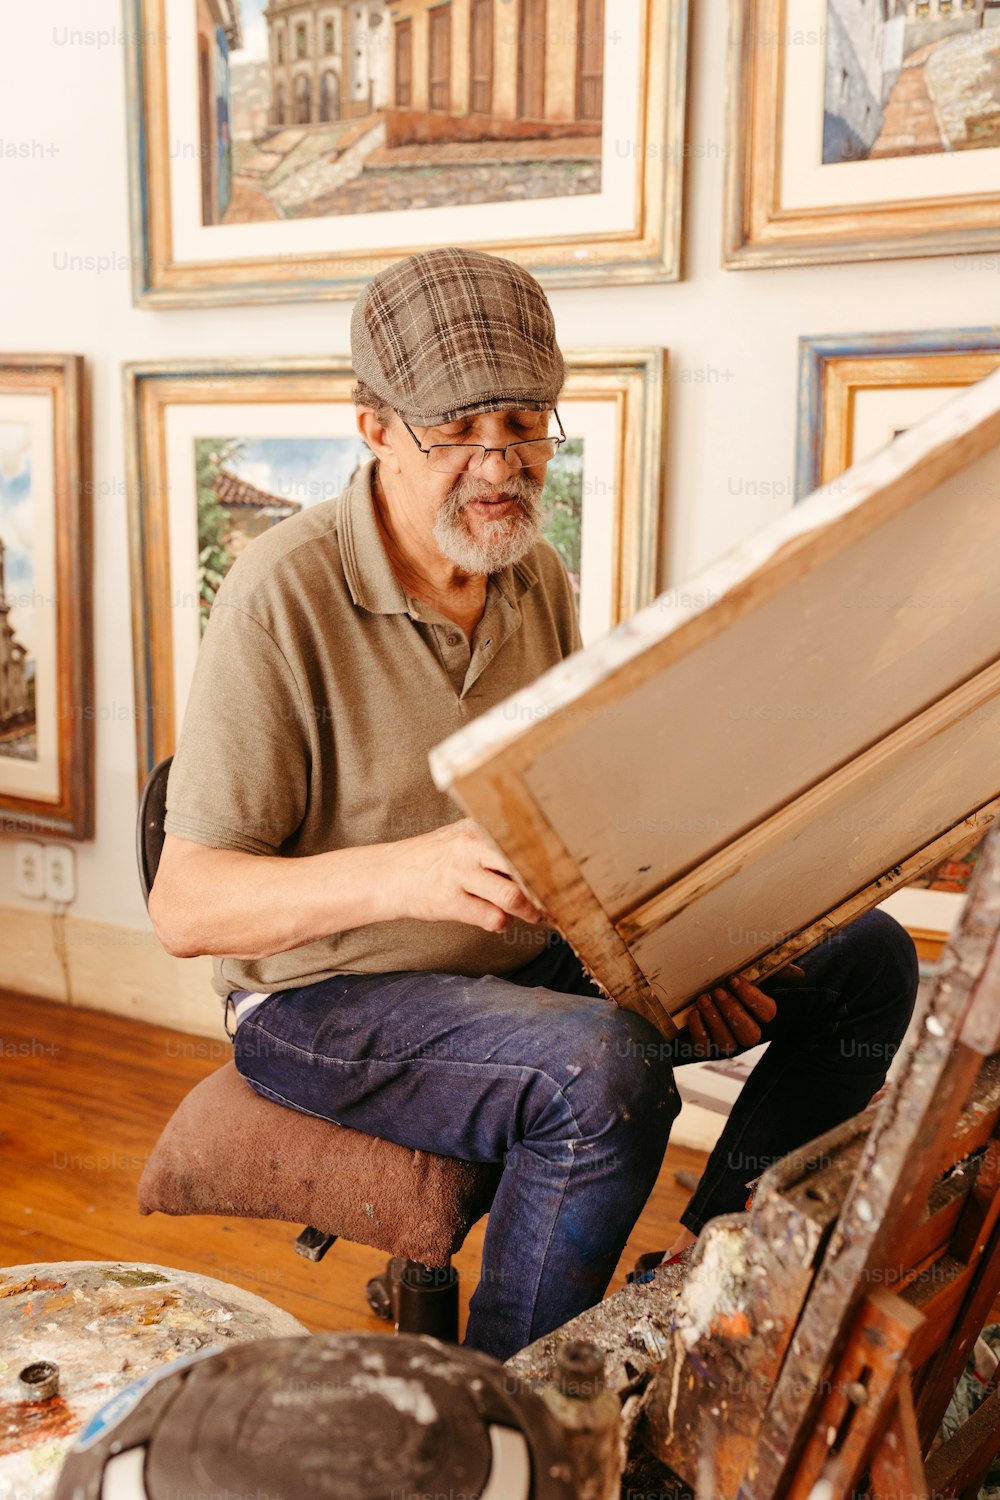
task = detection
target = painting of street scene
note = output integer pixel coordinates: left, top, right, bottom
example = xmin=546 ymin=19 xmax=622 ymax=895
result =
xmin=196 ymin=0 xmax=605 ymax=224
xmin=0 ymin=423 xmax=38 ymax=761
xmin=194 ymin=431 xmax=584 ymax=627
xmin=824 ymin=0 xmax=1000 ymax=162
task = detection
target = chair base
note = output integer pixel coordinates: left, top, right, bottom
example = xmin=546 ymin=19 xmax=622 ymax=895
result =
xmin=366 ymin=1256 xmax=460 ymax=1342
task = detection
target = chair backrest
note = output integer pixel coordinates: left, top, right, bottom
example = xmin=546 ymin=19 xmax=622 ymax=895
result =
xmin=136 ymin=756 xmax=173 ymax=909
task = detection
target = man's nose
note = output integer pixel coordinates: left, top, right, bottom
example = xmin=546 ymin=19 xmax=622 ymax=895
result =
xmin=474 ymin=446 xmax=520 ymax=482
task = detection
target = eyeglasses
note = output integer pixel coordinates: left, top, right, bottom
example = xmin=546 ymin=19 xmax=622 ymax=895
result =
xmin=400 ymin=410 xmax=566 ymax=474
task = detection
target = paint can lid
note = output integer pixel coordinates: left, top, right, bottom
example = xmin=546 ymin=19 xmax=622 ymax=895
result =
xmin=18 ymin=1361 xmax=60 ymax=1402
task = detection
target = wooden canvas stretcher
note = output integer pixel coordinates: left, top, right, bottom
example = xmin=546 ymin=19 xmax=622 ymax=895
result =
xmin=430 ymin=368 xmax=1000 ymax=1041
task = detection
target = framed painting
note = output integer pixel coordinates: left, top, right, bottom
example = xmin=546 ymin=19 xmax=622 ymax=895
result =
xmin=0 ymin=356 xmax=92 ymax=841
xmin=123 ymin=0 xmax=689 ymax=306
xmin=124 ymin=348 xmax=666 ymax=784
xmin=725 ymin=0 xmax=1000 ymax=268
xmin=796 ymin=325 xmax=1000 ymax=954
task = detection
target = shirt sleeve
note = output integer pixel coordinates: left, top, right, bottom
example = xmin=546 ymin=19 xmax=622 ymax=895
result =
xmin=163 ymin=601 xmax=311 ymax=856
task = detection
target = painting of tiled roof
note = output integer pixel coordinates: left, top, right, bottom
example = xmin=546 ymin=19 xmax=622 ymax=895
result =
xmin=215 ymin=468 xmax=301 ymax=514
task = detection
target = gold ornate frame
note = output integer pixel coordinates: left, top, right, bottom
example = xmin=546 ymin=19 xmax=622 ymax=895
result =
xmin=124 ymin=349 xmax=667 ymax=784
xmin=796 ymin=327 xmax=1000 ymax=955
xmin=725 ymin=0 xmax=1000 ymax=268
xmin=124 ymin=0 xmax=690 ymax=305
xmin=0 ymin=355 xmax=92 ymax=840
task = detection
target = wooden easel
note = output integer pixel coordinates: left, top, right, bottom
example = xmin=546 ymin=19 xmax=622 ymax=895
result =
xmin=645 ymin=821 xmax=1000 ymax=1499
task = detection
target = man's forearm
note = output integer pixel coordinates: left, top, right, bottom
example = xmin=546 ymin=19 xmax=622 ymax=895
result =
xmin=149 ymin=839 xmax=405 ymax=960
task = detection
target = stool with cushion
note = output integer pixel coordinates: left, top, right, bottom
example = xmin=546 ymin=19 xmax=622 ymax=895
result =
xmin=135 ymin=756 xmax=500 ymax=1339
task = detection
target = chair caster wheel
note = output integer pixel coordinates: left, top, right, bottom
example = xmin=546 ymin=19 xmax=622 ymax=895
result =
xmin=367 ymin=1257 xmax=408 ymax=1321
xmin=366 ymin=1274 xmax=393 ymax=1320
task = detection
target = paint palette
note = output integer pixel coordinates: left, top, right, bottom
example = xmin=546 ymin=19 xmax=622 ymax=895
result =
xmin=0 ymin=1260 xmax=305 ymax=1500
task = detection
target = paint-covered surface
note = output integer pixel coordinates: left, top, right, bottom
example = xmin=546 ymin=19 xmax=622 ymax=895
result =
xmin=0 ymin=1259 xmax=306 ymax=1500
xmin=639 ymin=1108 xmax=857 ymax=1496
xmin=639 ymin=824 xmax=1000 ymax=1498
xmin=643 ymin=1210 xmax=821 ymax=1496
xmin=507 ymin=1256 xmax=696 ymax=1495
xmin=507 ymin=1254 xmax=692 ymax=1398
xmin=509 ymin=1108 xmax=864 ymax=1493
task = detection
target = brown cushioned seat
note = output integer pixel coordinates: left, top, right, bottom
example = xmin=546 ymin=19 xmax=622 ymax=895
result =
xmin=138 ymin=1063 xmax=501 ymax=1266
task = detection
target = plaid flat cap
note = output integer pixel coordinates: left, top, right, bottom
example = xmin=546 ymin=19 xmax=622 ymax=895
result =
xmin=351 ymin=247 xmax=565 ymax=427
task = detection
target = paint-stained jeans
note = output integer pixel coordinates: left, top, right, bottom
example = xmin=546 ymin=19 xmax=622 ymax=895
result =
xmin=231 ymin=908 xmax=918 ymax=1362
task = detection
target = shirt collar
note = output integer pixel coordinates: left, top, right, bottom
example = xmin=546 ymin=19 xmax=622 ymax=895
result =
xmin=338 ymin=458 xmax=539 ymax=618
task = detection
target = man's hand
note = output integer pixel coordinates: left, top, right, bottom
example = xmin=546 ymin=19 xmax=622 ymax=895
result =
xmin=687 ymin=965 xmax=805 ymax=1058
xmin=391 ymin=818 xmax=546 ymax=934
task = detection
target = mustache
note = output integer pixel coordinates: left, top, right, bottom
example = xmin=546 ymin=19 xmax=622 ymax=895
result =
xmin=443 ymin=471 xmax=544 ymax=517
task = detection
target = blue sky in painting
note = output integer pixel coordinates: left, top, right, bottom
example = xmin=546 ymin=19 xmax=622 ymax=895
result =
xmin=219 ymin=436 xmax=370 ymax=507
xmin=0 ymin=422 xmax=36 ymax=661
xmin=234 ymin=0 xmax=268 ymax=61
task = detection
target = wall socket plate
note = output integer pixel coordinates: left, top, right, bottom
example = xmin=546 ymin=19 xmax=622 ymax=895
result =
xmin=44 ymin=843 xmax=77 ymax=904
xmin=15 ymin=840 xmax=46 ymax=900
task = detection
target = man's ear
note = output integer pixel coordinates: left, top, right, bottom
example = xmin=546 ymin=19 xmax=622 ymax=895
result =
xmin=357 ymin=407 xmax=402 ymax=474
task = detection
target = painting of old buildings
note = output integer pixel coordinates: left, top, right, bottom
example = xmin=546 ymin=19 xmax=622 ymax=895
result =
xmin=825 ymin=0 xmax=1000 ymax=162
xmin=0 ymin=424 xmax=37 ymax=761
xmin=196 ymin=0 xmax=242 ymax=222
xmin=197 ymin=0 xmax=606 ymax=223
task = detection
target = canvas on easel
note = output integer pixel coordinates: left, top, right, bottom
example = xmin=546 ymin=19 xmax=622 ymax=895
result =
xmin=431 ymin=369 xmax=1000 ymax=1040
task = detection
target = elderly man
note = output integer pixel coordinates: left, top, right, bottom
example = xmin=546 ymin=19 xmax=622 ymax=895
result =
xmin=149 ymin=247 xmax=918 ymax=1362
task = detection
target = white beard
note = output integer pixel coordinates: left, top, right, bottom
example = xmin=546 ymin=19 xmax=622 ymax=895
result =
xmin=433 ymin=471 xmax=544 ymax=575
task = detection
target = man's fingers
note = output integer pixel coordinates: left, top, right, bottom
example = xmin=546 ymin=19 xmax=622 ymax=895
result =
xmin=495 ymin=873 xmax=545 ymax=924
xmin=712 ymin=988 xmax=762 ymax=1048
xmin=695 ymin=992 xmax=737 ymax=1055
xmin=453 ymin=891 xmax=513 ymax=934
xmin=492 ymin=870 xmax=545 ymax=921
xmin=470 ymin=832 xmax=546 ymax=921
xmin=471 ymin=825 xmax=524 ymax=886
xmin=688 ymin=1010 xmax=712 ymax=1059
xmin=470 ymin=870 xmax=544 ymax=925
xmin=729 ymin=975 xmax=778 ymax=1024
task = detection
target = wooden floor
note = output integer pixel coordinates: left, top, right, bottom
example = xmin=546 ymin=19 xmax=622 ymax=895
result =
xmin=0 ymin=989 xmax=708 ymax=1338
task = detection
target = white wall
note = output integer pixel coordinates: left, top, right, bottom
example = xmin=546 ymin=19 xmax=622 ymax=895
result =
xmin=1 ymin=0 xmax=997 ymax=967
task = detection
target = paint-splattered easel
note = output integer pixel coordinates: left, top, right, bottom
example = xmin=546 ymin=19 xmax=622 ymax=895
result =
xmin=644 ymin=819 xmax=1000 ymax=1497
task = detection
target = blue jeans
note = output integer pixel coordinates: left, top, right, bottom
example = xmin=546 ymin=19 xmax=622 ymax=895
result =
xmin=231 ymin=909 xmax=918 ymax=1362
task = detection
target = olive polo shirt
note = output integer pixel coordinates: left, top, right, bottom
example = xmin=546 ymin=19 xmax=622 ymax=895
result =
xmin=163 ymin=458 xmax=583 ymax=1000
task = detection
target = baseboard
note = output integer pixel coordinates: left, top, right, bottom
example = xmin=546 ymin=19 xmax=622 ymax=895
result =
xmin=0 ymin=904 xmax=221 ymax=1039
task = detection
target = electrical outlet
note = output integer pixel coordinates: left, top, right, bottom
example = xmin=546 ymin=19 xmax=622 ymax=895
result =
xmin=44 ymin=843 xmax=77 ymax=904
xmin=15 ymin=841 xmax=46 ymax=899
